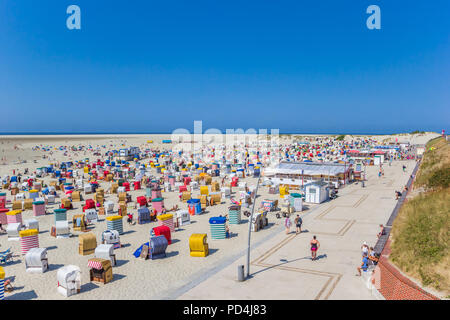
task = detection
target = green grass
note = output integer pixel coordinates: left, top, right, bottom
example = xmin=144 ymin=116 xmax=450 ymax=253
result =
xmin=390 ymin=136 xmax=450 ymax=294
xmin=415 ymin=137 xmax=450 ymax=190
xmin=390 ymin=189 xmax=450 ymax=292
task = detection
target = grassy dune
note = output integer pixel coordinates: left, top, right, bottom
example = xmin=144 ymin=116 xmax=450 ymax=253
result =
xmin=390 ymin=137 xmax=450 ymax=295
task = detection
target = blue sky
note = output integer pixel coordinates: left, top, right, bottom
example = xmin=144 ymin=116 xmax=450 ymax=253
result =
xmin=0 ymin=0 xmax=449 ymax=134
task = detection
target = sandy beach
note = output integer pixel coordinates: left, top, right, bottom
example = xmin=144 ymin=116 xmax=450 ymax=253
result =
xmin=0 ymin=132 xmax=439 ymax=300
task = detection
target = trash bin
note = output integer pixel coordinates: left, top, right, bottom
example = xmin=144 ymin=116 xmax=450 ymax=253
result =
xmin=237 ymin=265 xmax=245 ymax=281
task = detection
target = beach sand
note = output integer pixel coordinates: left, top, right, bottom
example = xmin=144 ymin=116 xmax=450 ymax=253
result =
xmin=0 ymin=132 xmax=439 ymax=299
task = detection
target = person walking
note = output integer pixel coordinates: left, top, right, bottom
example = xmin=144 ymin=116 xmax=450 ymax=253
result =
xmin=310 ymin=235 xmax=320 ymax=260
xmin=284 ymin=215 xmax=291 ymax=235
xmin=295 ymin=214 xmax=303 ymax=234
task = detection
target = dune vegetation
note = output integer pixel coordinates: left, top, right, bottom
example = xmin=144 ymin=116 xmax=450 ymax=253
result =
xmin=390 ymin=137 xmax=450 ymax=295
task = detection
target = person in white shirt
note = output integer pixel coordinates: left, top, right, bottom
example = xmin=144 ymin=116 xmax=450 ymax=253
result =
xmin=361 ymin=241 xmax=369 ymax=257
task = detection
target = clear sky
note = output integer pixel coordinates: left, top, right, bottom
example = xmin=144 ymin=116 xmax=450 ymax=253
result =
xmin=0 ymin=0 xmax=448 ymax=134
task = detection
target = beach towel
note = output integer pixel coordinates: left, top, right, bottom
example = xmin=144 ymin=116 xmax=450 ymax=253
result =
xmin=133 ymin=242 xmax=150 ymax=258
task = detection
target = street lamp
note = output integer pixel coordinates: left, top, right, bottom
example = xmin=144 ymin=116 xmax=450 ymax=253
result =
xmin=245 ymin=175 xmax=261 ymax=279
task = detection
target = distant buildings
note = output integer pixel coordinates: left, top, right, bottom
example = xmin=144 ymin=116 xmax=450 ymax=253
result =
xmin=118 ymin=147 xmax=140 ymax=160
xmin=346 ymin=149 xmax=390 ymax=166
xmin=264 ymin=161 xmax=353 ymax=189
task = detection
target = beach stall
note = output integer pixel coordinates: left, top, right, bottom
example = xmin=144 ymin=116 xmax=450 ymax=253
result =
xmin=55 ymin=221 xmax=70 ymax=238
xmin=28 ymin=189 xmax=39 ymax=201
xmin=7 ymin=223 xmax=21 ymax=241
xmin=72 ymin=214 xmax=87 ymax=232
xmin=179 ymin=185 xmax=188 ymax=194
xmin=151 ymin=197 xmax=164 ymax=214
xmin=88 ymin=258 xmax=113 ymax=284
xmin=221 ymin=187 xmax=231 ymax=199
xmin=54 ymin=208 xmax=67 ymax=223
xmin=102 ymin=230 xmax=121 ymax=249
xmin=106 ymin=215 xmax=123 ymax=235
xmin=95 ymin=244 xmax=116 ymax=266
xmin=46 ymin=194 xmax=55 ymax=204
xmin=0 ymin=267 xmax=4 ymax=300
xmin=151 ymin=187 xmax=162 ymax=200
xmin=228 ymin=205 xmax=241 ymax=225
xmin=187 ymin=198 xmax=201 ymax=215
xmin=32 ymin=201 xmax=46 ymax=216
xmin=211 ymin=181 xmax=220 ymax=192
xmin=78 ymin=233 xmax=97 ymax=255
xmin=176 ymin=210 xmax=190 ymax=227
xmin=190 ymin=180 xmax=199 ymax=190
xmin=7 ymin=210 xmax=22 ymax=224
xmin=209 ymin=192 xmax=221 ymax=205
xmin=24 ymin=218 xmax=39 ymax=231
xmin=181 ymin=191 xmax=191 ymax=202
xmin=71 ymin=191 xmax=81 ymax=202
xmin=118 ymin=202 xmax=127 ymax=217
xmin=304 ymin=181 xmax=329 ymax=204
xmin=279 ymin=186 xmax=289 ymax=198
xmin=16 ymin=193 xmax=25 ymax=201
xmin=0 ymin=192 xmax=6 ymax=208
xmin=200 ymin=186 xmax=209 ymax=196
xmin=0 ymin=208 xmax=7 ymax=225
xmin=12 ymin=200 xmax=22 ymax=211
xmin=83 ymin=199 xmax=96 ymax=212
xmin=151 ymin=225 xmax=171 ymax=244
xmin=25 ymin=248 xmax=48 ymax=273
xmin=251 ymin=212 xmax=268 ymax=232
xmin=261 ymin=199 xmax=277 ymax=212
xmin=118 ymin=192 xmax=127 ymax=203
xmin=189 ymin=234 xmax=209 ymax=257
xmin=61 ymin=198 xmax=72 ymax=209
xmin=57 ymin=265 xmax=81 ymax=297
xmin=157 ymin=213 xmax=174 ymax=232
xmin=19 ymin=229 xmax=39 ymax=255
xmin=85 ymin=208 xmax=98 ymax=223
xmin=289 ymin=193 xmax=303 ymax=212
xmin=136 ymin=196 xmax=147 ymax=207
xmin=104 ymin=200 xmax=114 ymax=215
xmin=148 ymin=235 xmax=168 ymax=260
xmin=137 ymin=207 xmax=151 ymax=224
xmin=23 ymin=199 xmax=34 ymax=210
xmin=209 ymin=217 xmax=227 ymax=240
xmin=84 ymin=184 xmax=92 ymax=194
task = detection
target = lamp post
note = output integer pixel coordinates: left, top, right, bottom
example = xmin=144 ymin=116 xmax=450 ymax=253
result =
xmin=246 ymin=175 xmax=261 ymax=279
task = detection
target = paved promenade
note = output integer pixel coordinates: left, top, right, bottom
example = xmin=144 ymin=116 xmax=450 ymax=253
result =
xmin=178 ymin=160 xmax=416 ymax=300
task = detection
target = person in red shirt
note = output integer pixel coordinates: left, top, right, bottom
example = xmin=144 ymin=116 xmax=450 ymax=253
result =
xmin=127 ymin=212 xmax=133 ymax=225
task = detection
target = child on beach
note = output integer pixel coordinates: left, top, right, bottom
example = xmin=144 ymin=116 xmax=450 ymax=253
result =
xmin=127 ymin=212 xmax=133 ymax=225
